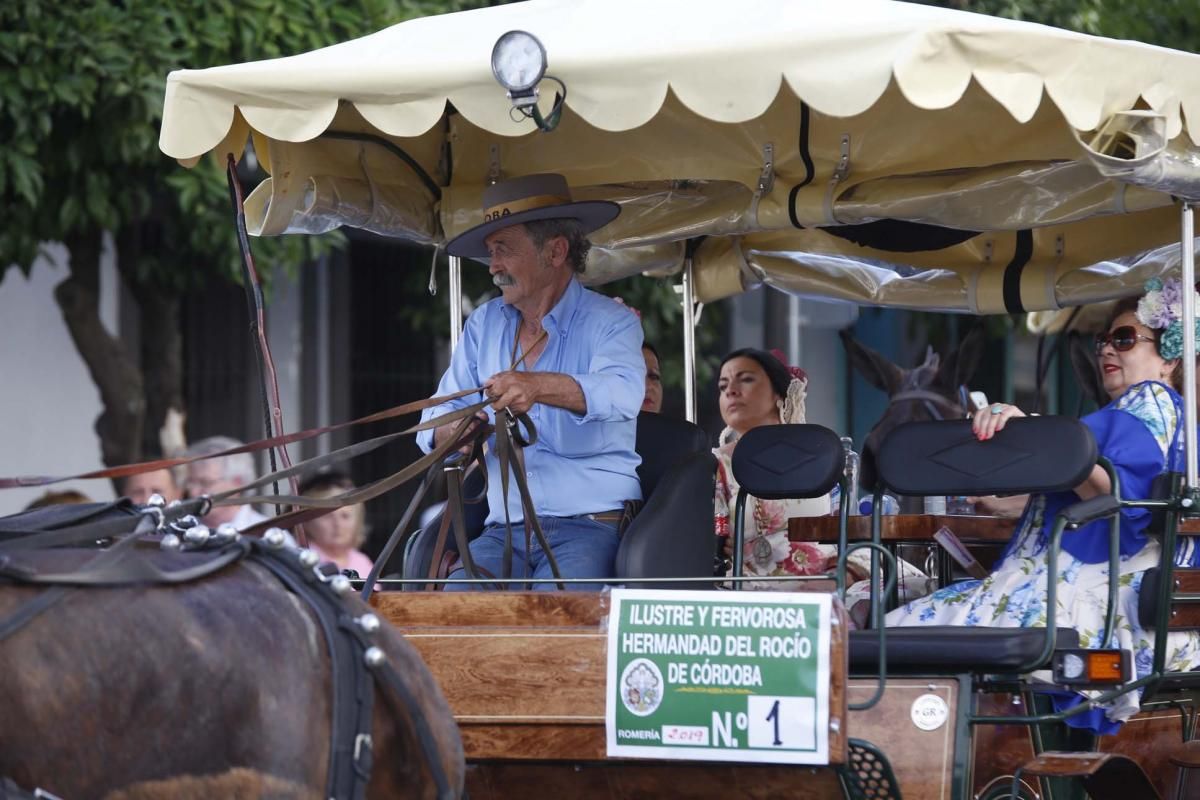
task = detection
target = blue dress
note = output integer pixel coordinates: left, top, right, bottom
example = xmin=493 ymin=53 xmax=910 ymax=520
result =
xmin=887 ymin=381 xmax=1200 ymax=732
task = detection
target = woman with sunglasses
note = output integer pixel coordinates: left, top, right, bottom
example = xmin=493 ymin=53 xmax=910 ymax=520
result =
xmin=888 ymin=278 xmax=1200 ymax=734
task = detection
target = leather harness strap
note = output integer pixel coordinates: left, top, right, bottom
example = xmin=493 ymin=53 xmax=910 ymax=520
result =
xmin=0 ymin=385 xmax=483 ymax=490
xmin=0 ymin=527 xmax=453 ymax=800
xmin=889 ymin=388 xmax=955 ymax=421
xmin=493 ymin=409 xmax=564 ymax=589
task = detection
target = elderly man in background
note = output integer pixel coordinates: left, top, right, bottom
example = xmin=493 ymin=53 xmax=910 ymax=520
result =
xmin=418 ymin=173 xmax=644 ymax=590
xmin=120 ymin=468 xmax=182 ymax=506
xmin=183 ymin=436 xmax=282 ymax=536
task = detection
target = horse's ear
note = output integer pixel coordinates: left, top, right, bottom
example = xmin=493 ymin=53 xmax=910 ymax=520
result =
xmin=840 ymin=328 xmax=903 ymax=395
xmin=937 ymin=324 xmax=985 ymax=392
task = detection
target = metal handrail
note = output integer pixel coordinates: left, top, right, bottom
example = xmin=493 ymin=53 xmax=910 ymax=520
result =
xmin=841 ymin=542 xmax=898 ymax=712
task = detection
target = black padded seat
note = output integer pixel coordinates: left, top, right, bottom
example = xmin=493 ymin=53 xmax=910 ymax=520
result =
xmin=635 ymin=411 xmax=709 ymax=499
xmin=855 ymin=417 xmax=1098 ymax=676
xmin=615 ymin=413 xmax=716 ymax=589
xmin=401 ymin=412 xmax=716 ymax=588
xmin=401 ymin=467 xmax=489 ymax=588
xmin=849 ymin=627 xmax=1080 ymax=672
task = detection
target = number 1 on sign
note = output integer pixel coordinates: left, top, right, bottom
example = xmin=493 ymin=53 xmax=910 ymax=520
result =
xmin=766 ymin=699 xmax=782 ymax=746
xmin=746 ymin=696 xmax=817 ymax=750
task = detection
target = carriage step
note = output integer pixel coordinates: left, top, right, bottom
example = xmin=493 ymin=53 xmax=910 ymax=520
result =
xmin=1168 ymin=738 xmax=1200 ymax=768
xmin=1018 ymin=751 xmax=1161 ymax=800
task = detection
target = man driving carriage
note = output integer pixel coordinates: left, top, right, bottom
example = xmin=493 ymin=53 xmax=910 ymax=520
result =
xmin=417 ymin=174 xmax=645 ymax=590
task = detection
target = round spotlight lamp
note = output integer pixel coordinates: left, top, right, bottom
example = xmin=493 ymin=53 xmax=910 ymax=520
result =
xmin=1061 ymin=652 xmax=1085 ymax=681
xmin=491 ymin=30 xmax=547 ymax=101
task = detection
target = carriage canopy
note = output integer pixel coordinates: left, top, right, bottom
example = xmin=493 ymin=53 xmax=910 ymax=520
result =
xmin=159 ymin=0 xmax=1200 ymax=313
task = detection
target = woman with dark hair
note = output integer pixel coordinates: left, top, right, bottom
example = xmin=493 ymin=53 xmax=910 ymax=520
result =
xmin=889 ymin=279 xmax=1200 ymax=731
xmin=713 ymin=348 xmax=871 ymax=587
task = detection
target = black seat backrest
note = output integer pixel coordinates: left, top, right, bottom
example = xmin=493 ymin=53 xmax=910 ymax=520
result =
xmin=875 ymin=416 xmax=1096 ymax=497
xmin=614 ymin=413 xmax=716 ymax=589
xmin=636 ymin=412 xmax=710 ymax=498
xmin=730 ymin=424 xmax=844 ymax=500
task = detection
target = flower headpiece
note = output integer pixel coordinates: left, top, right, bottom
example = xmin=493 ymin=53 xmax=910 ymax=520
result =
xmin=769 ymin=348 xmax=808 ymax=383
xmin=1136 ymin=277 xmax=1200 ymax=361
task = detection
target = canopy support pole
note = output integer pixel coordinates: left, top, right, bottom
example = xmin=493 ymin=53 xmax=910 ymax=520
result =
xmin=683 ymin=258 xmax=698 ymax=423
xmin=1183 ymin=203 xmax=1197 ymax=492
xmin=449 ymin=255 xmax=463 ymax=351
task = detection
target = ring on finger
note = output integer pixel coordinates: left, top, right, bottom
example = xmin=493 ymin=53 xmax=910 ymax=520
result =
xmin=990 ymin=404 xmax=1005 ymax=415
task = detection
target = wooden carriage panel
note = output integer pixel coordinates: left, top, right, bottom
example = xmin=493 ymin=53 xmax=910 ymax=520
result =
xmin=1164 ymin=604 xmax=1200 ymax=629
xmin=1170 ymin=569 xmax=1200 ymax=594
xmin=846 ymin=679 xmax=960 ymax=800
xmin=1101 ymin=706 xmax=1189 ymax=799
xmin=373 ymin=591 xmax=849 ymax=766
xmin=463 ymin=762 xmax=844 ymax=799
xmin=795 ymin=515 xmax=1200 ymax=544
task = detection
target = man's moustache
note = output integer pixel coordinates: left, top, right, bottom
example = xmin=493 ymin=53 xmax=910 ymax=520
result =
xmin=493 ymin=274 xmax=515 ymax=287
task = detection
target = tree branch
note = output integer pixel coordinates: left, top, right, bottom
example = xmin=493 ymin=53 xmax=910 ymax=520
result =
xmin=57 ymin=230 xmax=145 ymax=468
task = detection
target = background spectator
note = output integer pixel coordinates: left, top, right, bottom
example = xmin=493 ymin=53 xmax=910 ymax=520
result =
xmin=298 ymin=471 xmax=374 ymax=577
xmin=119 ymin=468 xmax=182 ymax=506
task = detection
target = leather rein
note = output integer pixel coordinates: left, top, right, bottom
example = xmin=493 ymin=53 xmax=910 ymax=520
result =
xmin=0 ymin=343 xmax=551 ymax=798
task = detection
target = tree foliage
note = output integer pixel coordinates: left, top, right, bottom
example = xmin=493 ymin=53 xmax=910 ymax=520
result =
xmin=0 ymin=0 xmax=496 ymax=468
xmin=925 ymin=0 xmax=1199 ymax=52
xmin=0 ymin=0 xmax=492 ymax=286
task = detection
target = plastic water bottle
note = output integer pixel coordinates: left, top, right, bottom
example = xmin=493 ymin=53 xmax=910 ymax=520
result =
xmin=859 ymin=494 xmax=900 ymax=516
xmin=840 ymin=437 xmax=860 ymax=516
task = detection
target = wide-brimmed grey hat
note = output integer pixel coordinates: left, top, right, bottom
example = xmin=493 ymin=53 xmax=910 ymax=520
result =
xmin=445 ymin=173 xmax=620 ymax=259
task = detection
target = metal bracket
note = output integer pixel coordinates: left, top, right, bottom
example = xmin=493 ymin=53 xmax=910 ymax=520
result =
xmin=428 ymin=244 xmax=441 ymax=296
xmin=487 ymin=144 xmax=501 ymax=185
xmin=354 ymin=732 xmax=374 ymax=762
xmin=823 ymin=134 xmax=852 ymax=224
xmin=756 ymin=142 xmax=775 ymax=197
xmin=831 ymin=134 xmax=852 ymax=184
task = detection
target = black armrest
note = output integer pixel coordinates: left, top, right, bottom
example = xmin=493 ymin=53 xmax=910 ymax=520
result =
xmin=1061 ymin=495 xmax=1121 ymax=528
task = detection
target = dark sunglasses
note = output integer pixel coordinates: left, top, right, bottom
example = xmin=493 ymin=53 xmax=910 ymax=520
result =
xmin=1094 ymin=325 xmax=1155 ymax=354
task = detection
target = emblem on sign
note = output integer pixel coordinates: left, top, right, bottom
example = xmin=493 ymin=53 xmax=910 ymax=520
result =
xmin=621 ymin=658 xmax=663 ymax=716
xmin=910 ymin=693 xmax=949 ymax=731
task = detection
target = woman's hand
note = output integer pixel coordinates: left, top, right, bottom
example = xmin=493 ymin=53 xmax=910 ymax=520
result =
xmin=972 ymin=402 xmax=1026 ymax=440
xmin=967 ymin=494 xmax=1029 ymax=518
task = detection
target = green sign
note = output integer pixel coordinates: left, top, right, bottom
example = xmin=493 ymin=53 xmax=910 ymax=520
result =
xmin=605 ymin=588 xmax=832 ymax=764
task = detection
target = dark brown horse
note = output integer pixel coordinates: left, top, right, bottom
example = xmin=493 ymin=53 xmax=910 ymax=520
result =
xmin=840 ymin=326 xmax=984 ymax=497
xmin=0 ymin=530 xmax=465 ymax=799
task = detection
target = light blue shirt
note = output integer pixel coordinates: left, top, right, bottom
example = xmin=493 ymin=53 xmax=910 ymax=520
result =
xmin=417 ymin=278 xmax=644 ymax=524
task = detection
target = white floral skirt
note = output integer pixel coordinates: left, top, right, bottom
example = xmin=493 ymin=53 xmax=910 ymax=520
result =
xmin=732 ymin=531 xmax=931 ymax=600
xmin=887 ymin=497 xmax=1200 ymax=724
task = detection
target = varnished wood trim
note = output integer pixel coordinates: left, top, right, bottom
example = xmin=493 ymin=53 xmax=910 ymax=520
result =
xmin=791 ymin=515 xmax=1016 ymax=543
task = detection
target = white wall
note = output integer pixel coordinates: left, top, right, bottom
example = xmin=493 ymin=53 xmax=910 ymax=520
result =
xmin=0 ymin=242 xmax=118 ymax=514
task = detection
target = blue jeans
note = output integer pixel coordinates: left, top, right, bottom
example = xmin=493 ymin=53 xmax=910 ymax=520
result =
xmin=444 ymin=516 xmax=620 ymax=591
